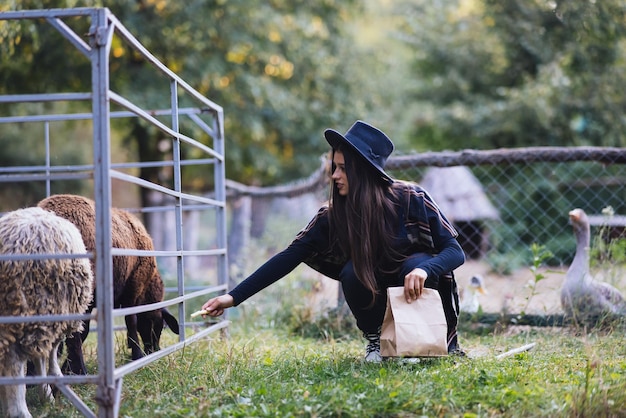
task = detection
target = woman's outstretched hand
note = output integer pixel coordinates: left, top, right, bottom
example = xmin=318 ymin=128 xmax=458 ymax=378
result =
xmin=404 ymin=267 xmax=427 ymax=303
xmin=201 ymin=294 xmax=235 ymax=317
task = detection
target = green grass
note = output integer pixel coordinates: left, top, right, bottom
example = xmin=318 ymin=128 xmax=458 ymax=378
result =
xmin=25 ymin=231 xmax=626 ymax=417
xmin=29 ymin=322 xmax=626 ymax=417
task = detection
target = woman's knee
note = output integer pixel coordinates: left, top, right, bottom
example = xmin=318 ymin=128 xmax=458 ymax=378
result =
xmin=339 ymin=262 xmax=373 ymax=302
xmin=339 ymin=262 xmax=358 ymax=288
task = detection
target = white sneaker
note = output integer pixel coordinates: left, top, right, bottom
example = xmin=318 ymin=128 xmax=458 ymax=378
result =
xmin=365 ymin=348 xmax=382 ymax=363
xmin=363 ymin=331 xmax=382 ymax=363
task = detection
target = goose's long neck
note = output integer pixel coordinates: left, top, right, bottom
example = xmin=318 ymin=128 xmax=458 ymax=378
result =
xmin=568 ymin=221 xmax=590 ymax=284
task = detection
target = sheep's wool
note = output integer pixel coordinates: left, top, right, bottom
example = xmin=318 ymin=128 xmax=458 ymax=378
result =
xmin=0 ymin=207 xmax=94 ymax=364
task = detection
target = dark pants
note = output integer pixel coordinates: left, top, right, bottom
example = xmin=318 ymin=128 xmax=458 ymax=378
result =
xmin=339 ymin=254 xmax=460 ymax=352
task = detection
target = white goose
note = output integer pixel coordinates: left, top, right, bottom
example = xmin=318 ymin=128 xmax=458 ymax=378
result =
xmin=561 ymin=208 xmax=626 ymax=324
xmin=460 ymin=274 xmax=488 ymax=313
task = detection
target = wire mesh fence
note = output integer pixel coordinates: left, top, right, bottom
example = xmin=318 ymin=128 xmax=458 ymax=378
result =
xmin=230 ymin=146 xmax=626 ymax=278
xmin=385 ymin=146 xmax=626 ymax=273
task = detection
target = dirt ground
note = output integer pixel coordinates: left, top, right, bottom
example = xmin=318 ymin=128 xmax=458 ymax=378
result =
xmin=307 ymin=259 xmax=626 ymax=316
xmin=454 ymin=260 xmax=566 ymax=315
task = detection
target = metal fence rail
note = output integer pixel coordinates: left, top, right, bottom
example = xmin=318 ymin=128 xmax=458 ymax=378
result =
xmin=0 ymin=8 xmax=227 ymax=418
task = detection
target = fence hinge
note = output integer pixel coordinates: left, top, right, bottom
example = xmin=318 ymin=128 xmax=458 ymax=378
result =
xmin=89 ymin=24 xmax=110 ymax=47
xmin=96 ymin=26 xmax=110 ymax=46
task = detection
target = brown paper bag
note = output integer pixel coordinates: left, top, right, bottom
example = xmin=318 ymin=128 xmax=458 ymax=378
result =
xmin=380 ymin=287 xmax=448 ymax=358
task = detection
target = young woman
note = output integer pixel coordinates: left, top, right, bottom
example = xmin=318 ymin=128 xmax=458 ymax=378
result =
xmin=202 ymin=120 xmax=466 ymax=362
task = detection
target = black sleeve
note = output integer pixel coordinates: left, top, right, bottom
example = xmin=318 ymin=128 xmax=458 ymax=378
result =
xmin=228 ymin=207 xmax=332 ymax=305
xmin=228 ymin=243 xmax=312 ymax=305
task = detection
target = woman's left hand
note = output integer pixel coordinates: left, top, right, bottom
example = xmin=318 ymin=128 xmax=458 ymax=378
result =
xmin=404 ymin=268 xmax=428 ymax=303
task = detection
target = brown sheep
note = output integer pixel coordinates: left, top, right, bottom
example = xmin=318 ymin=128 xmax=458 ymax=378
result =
xmin=37 ymin=194 xmax=179 ymax=375
xmin=0 ymin=207 xmax=94 ymax=418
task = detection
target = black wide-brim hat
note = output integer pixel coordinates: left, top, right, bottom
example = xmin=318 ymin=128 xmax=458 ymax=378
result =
xmin=324 ymin=120 xmax=394 ymax=183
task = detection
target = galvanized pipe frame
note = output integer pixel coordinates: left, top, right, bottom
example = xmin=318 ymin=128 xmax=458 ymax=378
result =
xmin=0 ymin=7 xmax=228 ymax=418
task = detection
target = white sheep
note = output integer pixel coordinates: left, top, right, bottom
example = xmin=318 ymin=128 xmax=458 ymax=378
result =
xmin=0 ymin=207 xmax=94 ymax=418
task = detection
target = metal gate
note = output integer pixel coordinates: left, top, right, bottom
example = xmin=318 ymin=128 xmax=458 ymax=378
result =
xmin=0 ymin=7 xmax=228 ymax=417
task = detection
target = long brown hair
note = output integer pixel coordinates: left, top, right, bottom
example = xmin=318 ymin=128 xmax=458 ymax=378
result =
xmin=328 ymin=145 xmax=403 ymax=305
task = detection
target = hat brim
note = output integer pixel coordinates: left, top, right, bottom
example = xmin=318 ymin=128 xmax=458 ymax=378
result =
xmin=324 ymin=129 xmax=393 ymax=183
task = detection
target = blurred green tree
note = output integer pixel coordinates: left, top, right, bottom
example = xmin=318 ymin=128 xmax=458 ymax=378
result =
xmin=0 ymin=0 xmax=375 ymax=207
xmin=393 ymin=0 xmax=626 ymax=267
xmin=396 ymin=0 xmax=626 ymax=151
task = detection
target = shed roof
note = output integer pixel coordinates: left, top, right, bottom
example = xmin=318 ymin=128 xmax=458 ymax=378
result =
xmin=419 ymin=166 xmax=499 ymax=222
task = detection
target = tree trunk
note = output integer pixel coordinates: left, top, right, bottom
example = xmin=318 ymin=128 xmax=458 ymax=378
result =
xmin=250 ymin=197 xmax=272 ymax=239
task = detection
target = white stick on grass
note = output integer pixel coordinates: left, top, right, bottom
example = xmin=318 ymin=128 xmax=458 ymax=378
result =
xmin=495 ymin=342 xmax=537 ymax=359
